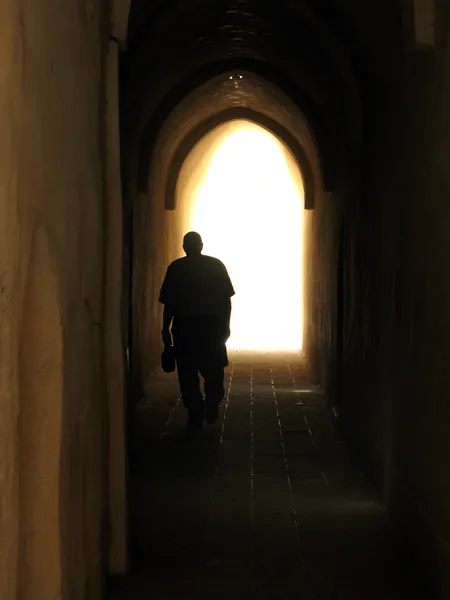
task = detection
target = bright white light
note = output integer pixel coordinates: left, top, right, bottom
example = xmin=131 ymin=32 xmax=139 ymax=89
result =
xmin=187 ymin=121 xmax=304 ymax=350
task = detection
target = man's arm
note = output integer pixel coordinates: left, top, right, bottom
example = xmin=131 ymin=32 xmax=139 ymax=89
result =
xmin=222 ymin=296 xmax=232 ymax=342
xmin=162 ymin=305 xmax=174 ymax=347
xmin=162 ymin=304 xmax=174 ymax=336
xmin=159 ymin=265 xmax=174 ymax=346
xmin=163 ymin=304 xmax=174 ymax=331
xmin=222 ymin=263 xmax=235 ymax=341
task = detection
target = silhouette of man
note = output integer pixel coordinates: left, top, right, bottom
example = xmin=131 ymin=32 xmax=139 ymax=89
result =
xmin=159 ymin=232 xmax=235 ymax=426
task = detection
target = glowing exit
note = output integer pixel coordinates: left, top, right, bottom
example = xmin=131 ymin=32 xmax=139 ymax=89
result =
xmin=185 ymin=121 xmax=304 ymax=350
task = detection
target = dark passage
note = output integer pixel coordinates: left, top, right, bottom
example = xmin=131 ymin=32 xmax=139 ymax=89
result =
xmin=121 ymin=4 xmax=450 ymax=594
xmin=109 ymin=352 xmax=427 ymax=599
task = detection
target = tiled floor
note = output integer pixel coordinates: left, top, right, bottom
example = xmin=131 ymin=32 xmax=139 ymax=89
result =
xmin=108 ymin=351 xmax=430 ymax=599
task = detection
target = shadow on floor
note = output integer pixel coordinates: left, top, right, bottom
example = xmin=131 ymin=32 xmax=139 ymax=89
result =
xmin=108 ymin=351 xmax=433 ymax=599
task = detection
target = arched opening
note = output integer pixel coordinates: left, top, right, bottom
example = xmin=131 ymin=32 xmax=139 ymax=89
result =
xmin=18 ymin=228 xmax=63 ymax=600
xmin=176 ymin=119 xmax=305 ymax=351
xmin=128 ymin=71 xmax=324 ymax=389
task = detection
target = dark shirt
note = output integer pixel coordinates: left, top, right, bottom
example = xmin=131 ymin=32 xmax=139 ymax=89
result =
xmin=159 ymin=254 xmax=235 ymax=363
xmin=159 ymin=254 xmax=235 ymax=316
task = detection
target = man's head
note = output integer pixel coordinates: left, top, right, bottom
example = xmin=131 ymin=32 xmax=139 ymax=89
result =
xmin=183 ymin=231 xmax=203 ymax=256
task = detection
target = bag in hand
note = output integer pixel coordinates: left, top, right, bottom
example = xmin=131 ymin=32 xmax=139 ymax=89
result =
xmin=161 ymin=345 xmax=176 ymax=373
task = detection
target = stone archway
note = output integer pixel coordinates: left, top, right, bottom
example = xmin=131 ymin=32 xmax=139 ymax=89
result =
xmin=18 ymin=227 xmax=63 ymax=600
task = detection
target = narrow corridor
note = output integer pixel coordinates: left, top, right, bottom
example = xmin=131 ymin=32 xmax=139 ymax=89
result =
xmin=108 ymin=352 xmax=428 ymax=599
xmin=4 ymin=4 xmax=450 ymax=598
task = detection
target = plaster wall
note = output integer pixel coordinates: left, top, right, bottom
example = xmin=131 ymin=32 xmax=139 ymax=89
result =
xmin=131 ymin=177 xmax=184 ymax=396
xmin=0 ymin=1 xmax=107 ymax=598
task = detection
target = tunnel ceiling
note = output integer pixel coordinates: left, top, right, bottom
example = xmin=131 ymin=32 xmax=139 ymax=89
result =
xmin=121 ymin=0 xmax=407 ymax=202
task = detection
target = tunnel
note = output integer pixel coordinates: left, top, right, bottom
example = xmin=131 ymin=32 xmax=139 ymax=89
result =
xmin=1 ymin=1 xmax=450 ymax=599
xmin=125 ymin=64 xmax=326 ymax=389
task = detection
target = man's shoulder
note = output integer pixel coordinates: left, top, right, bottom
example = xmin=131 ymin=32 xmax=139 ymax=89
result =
xmin=167 ymin=257 xmax=188 ymax=270
xmin=167 ymin=254 xmax=226 ymax=273
xmin=201 ymin=254 xmax=226 ymax=269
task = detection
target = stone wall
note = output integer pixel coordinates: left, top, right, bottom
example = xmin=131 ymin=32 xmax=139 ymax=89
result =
xmin=0 ymin=1 xmax=108 ymax=598
xmin=302 ymin=189 xmax=341 ymax=394
xmin=335 ymin=11 xmax=450 ymax=597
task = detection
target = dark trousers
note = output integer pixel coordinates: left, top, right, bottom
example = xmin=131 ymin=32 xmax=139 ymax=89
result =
xmin=176 ymin=354 xmax=225 ymax=413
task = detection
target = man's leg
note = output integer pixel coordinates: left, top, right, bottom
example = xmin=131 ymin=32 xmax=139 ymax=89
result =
xmin=176 ymin=355 xmax=205 ymax=426
xmin=199 ymin=360 xmax=225 ymax=424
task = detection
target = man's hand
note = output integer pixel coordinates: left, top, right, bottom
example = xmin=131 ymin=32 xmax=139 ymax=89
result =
xmin=162 ymin=328 xmax=173 ymax=347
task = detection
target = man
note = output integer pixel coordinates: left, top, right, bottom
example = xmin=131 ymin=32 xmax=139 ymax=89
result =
xmin=159 ymin=232 xmax=235 ymax=426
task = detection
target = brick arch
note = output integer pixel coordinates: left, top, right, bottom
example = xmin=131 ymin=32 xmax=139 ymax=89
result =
xmin=166 ymin=109 xmax=317 ymax=210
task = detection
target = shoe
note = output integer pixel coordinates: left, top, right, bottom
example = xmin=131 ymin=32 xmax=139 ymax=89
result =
xmin=205 ymin=403 xmax=219 ymax=425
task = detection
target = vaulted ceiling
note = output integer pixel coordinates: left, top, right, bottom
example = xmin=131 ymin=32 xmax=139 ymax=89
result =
xmin=120 ymin=0 xmax=410 ymax=202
